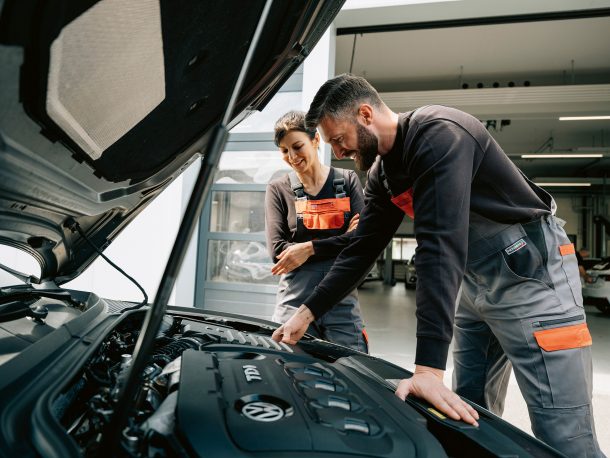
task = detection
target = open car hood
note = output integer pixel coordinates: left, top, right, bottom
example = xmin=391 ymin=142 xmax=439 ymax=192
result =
xmin=0 ymin=0 xmax=343 ymax=283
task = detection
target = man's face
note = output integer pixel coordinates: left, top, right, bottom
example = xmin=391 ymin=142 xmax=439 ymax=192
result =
xmin=318 ymin=115 xmax=379 ymax=171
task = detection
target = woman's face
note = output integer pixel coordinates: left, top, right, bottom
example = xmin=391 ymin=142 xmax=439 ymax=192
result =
xmin=278 ymin=130 xmax=319 ymax=174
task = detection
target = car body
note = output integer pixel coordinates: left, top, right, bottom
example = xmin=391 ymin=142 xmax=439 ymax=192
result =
xmin=404 ymin=254 xmax=417 ymax=290
xmin=0 ymin=1 xmax=564 ymax=457
xmin=582 ymin=258 xmax=610 ymax=313
xmin=223 ymin=241 xmax=275 ymax=283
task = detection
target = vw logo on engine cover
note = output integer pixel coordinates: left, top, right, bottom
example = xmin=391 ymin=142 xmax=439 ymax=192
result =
xmin=241 ymin=401 xmax=285 ymax=422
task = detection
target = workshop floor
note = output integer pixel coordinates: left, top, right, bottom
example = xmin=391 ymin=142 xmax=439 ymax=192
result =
xmin=359 ymin=281 xmax=610 ymax=454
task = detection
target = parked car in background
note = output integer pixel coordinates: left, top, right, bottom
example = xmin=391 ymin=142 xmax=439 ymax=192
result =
xmin=582 ymin=257 xmax=610 ymax=314
xmin=404 ymin=254 xmax=417 ymax=290
xmin=0 ymin=1 xmax=564 ymax=457
xmin=223 ymin=241 xmax=275 ymax=283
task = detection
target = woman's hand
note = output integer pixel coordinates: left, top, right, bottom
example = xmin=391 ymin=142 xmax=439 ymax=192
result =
xmin=347 ymin=213 xmax=360 ymax=232
xmin=271 ymin=242 xmax=314 ymax=275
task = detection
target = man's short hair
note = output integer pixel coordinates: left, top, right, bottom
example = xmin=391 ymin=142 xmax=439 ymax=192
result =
xmin=273 ymin=110 xmax=316 ymax=147
xmin=305 ymin=73 xmax=383 ymax=130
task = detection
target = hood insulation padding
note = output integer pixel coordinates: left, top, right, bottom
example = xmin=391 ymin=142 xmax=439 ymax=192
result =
xmin=46 ymin=0 xmax=165 ymax=161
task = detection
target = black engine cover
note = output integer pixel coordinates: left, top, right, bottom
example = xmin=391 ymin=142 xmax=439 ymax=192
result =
xmin=176 ymin=348 xmax=446 ymax=457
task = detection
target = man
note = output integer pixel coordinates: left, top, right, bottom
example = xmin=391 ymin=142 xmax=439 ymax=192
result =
xmin=271 ymin=74 xmax=603 ymax=457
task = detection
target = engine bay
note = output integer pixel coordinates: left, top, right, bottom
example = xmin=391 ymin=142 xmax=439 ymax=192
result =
xmin=55 ymin=310 xmax=446 ymax=457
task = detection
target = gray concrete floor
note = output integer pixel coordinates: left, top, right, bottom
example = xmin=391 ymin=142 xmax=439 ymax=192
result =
xmin=358 ymin=281 xmax=610 ymax=454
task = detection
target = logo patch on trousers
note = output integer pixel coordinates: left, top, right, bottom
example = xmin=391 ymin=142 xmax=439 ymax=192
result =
xmin=505 ymin=238 xmax=527 ymax=255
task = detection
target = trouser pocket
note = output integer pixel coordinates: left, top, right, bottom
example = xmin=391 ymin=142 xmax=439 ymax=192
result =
xmin=525 ymin=314 xmax=593 ymax=408
xmin=501 ymin=235 xmax=553 ymax=288
xmin=533 ymin=319 xmax=591 ymax=351
xmin=558 ymin=244 xmax=584 ymax=307
xmin=544 ymin=217 xmax=584 ymax=308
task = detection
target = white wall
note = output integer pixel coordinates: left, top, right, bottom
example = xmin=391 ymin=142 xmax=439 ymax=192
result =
xmin=303 ymin=27 xmax=336 ymax=165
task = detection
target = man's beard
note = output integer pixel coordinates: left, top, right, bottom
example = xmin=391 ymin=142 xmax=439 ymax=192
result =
xmin=354 ymin=123 xmax=379 ymax=171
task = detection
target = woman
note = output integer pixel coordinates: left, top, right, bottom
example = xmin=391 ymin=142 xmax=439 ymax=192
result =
xmin=265 ymin=110 xmax=368 ymax=352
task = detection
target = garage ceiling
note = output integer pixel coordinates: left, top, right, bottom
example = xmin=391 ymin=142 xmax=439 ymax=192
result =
xmin=333 ymin=10 xmax=610 ymax=191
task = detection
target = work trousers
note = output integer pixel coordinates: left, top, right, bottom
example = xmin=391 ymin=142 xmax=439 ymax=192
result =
xmin=272 ymin=258 xmax=368 ymax=353
xmin=452 ymin=214 xmax=604 ymax=457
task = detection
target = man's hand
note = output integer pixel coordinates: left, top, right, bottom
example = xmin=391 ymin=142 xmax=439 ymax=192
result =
xmin=271 ymin=305 xmax=314 ymax=345
xmin=395 ymin=365 xmax=479 ymax=427
xmin=347 ymin=213 xmax=360 ymax=232
xmin=271 ymin=242 xmax=314 ymax=276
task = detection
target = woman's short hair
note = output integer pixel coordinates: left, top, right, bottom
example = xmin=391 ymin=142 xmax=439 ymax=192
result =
xmin=273 ymin=110 xmax=316 ymax=147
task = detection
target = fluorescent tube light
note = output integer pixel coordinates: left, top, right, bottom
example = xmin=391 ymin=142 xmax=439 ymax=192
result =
xmin=534 ymin=182 xmax=591 ymax=187
xmin=521 ymin=154 xmax=603 ymax=159
xmin=343 ymin=0 xmax=459 ymax=9
xmin=559 ymin=116 xmax=610 ymax=121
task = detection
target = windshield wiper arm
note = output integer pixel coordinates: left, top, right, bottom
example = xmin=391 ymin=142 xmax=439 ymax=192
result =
xmin=0 ymin=261 xmax=40 ymax=284
xmin=0 ymin=285 xmax=84 ymax=323
xmin=0 ymin=298 xmax=49 ymax=323
xmin=0 ymin=285 xmax=83 ymax=308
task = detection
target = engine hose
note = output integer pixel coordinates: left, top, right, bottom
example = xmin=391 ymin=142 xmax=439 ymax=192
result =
xmin=151 ymin=337 xmax=203 ymax=365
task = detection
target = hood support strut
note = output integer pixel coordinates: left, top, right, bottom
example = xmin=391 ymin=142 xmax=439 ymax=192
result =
xmin=103 ymin=0 xmax=274 ymax=451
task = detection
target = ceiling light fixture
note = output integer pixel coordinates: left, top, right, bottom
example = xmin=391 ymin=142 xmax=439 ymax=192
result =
xmin=521 ymin=154 xmax=603 ymax=159
xmin=534 ymin=182 xmax=591 ymax=187
xmin=559 ymin=116 xmax=610 ymax=121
